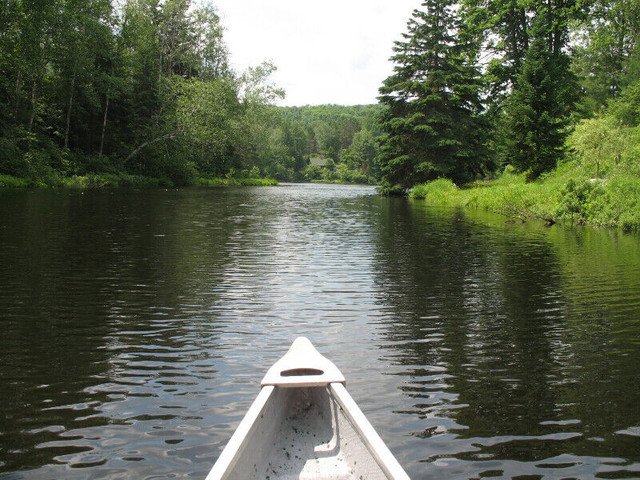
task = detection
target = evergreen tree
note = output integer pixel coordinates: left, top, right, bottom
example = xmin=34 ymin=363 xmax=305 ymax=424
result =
xmin=378 ymin=0 xmax=487 ymax=190
xmin=504 ymin=17 xmax=577 ymax=178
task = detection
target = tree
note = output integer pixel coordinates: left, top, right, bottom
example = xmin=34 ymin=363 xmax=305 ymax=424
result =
xmin=568 ymin=116 xmax=631 ymax=179
xmin=342 ymin=128 xmax=380 ymax=176
xmin=462 ymin=0 xmax=530 ymax=105
xmin=281 ymin=118 xmax=308 ymax=172
xmin=193 ymin=4 xmax=230 ymax=80
xmin=378 ymin=0 xmax=487 ymax=189
xmin=571 ymin=0 xmax=640 ymax=115
xmin=315 ymin=120 xmax=342 ymax=160
xmin=503 ymin=17 xmax=577 ymax=178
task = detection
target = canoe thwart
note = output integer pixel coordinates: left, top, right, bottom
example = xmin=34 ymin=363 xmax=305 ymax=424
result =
xmin=261 ymin=337 xmax=346 ymax=388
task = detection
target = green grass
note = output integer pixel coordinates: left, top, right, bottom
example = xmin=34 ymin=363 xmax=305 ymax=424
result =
xmin=193 ymin=177 xmax=278 ymax=187
xmin=0 ymin=172 xmax=172 ymax=189
xmin=410 ymin=162 xmax=640 ymax=232
xmin=0 ymin=174 xmax=30 ymax=188
xmin=0 ymin=173 xmax=278 ymax=189
xmin=59 ymin=174 xmax=170 ymax=189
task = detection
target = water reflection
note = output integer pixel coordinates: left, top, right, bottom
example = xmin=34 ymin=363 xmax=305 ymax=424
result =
xmin=0 ymin=191 xmax=228 ymax=477
xmin=373 ymin=199 xmax=640 ymax=479
xmin=0 ymin=186 xmax=639 ymax=480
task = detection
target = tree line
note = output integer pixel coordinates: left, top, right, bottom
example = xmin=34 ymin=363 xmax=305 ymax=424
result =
xmin=2 ymin=0 xmax=639 ymax=191
xmin=268 ymin=105 xmax=382 ymax=184
xmin=0 ymin=0 xmax=384 ymax=186
xmin=0 ymin=0 xmax=289 ymax=186
xmin=377 ymin=0 xmax=640 ymax=193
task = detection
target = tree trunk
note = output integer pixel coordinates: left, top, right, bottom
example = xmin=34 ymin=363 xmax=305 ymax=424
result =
xmin=14 ymin=70 xmax=22 ymax=113
xmin=28 ymin=80 xmax=37 ymax=133
xmin=64 ymin=67 xmax=76 ymax=149
xmin=99 ymin=95 xmax=109 ymax=156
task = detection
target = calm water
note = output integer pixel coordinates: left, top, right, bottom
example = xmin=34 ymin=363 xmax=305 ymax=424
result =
xmin=1 ymin=184 xmax=639 ymax=480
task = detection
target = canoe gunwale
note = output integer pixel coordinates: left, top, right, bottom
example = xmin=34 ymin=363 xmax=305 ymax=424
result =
xmin=329 ymin=382 xmax=410 ymax=480
xmin=205 ymin=385 xmax=276 ymax=480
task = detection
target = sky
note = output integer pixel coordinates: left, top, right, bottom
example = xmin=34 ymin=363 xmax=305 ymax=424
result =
xmin=210 ymin=0 xmax=419 ymax=106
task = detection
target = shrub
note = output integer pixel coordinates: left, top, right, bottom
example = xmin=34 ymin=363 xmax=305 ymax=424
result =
xmin=410 ymin=178 xmax=457 ymax=199
xmin=0 ymin=174 xmax=30 ymax=188
xmin=377 ymin=182 xmax=407 ymax=196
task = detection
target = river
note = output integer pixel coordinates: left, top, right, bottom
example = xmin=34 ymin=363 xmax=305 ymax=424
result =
xmin=1 ymin=183 xmax=639 ymax=479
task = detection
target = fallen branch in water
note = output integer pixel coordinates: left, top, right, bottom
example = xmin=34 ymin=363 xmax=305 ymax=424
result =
xmin=494 ymin=200 xmax=557 ymax=226
xmin=491 ymin=209 xmax=527 ymax=223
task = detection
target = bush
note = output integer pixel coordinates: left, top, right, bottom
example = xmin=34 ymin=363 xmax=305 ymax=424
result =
xmin=410 ymin=178 xmax=458 ymax=199
xmin=556 ymin=179 xmax=608 ymax=224
xmin=377 ymin=182 xmax=407 ymax=196
xmin=194 ymin=177 xmax=278 ymax=187
xmin=0 ymin=174 xmax=30 ymax=188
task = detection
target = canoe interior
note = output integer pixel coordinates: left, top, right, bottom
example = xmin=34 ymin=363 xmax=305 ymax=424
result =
xmin=221 ymin=385 xmax=392 ymax=480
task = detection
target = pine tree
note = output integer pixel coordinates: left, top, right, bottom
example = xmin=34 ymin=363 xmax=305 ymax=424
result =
xmin=504 ymin=17 xmax=577 ymax=178
xmin=378 ymin=0 xmax=487 ymax=190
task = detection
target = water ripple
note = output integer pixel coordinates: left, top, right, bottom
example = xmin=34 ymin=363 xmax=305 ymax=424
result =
xmin=1 ymin=186 xmax=639 ymax=479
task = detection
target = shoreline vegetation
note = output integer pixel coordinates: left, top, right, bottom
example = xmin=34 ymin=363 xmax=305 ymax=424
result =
xmin=0 ymin=172 xmax=278 ymax=189
xmin=373 ymin=0 xmax=640 ymax=234
xmin=409 ymin=165 xmax=640 ymax=233
xmin=2 ymin=0 xmax=639 ymax=233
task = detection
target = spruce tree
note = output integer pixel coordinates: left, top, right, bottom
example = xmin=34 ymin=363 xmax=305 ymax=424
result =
xmin=504 ymin=17 xmax=577 ymax=178
xmin=378 ymin=0 xmax=486 ymax=190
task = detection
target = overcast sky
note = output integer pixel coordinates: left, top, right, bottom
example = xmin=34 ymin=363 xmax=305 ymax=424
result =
xmin=211 ymin=0 xmax=419 ymax=106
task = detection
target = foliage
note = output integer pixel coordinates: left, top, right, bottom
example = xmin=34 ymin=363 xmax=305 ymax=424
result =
xmin=567 ymin=116 xmax=632 ymax=179
xmin=302 ymin=162 xmax=376 ymax=185
xmin=410 ymin=178 xmax=460 ymax=200
xmin=3 ymin=0 xmax=640 ymax=209
xmin=193 ymin=177 xmax=278 ymax=187
xmin=377 ymin=183 xmax=408 ymax=196
xmin=409 ymin=158 xmax=640 ymax=231
xmin=571 ymin=0 xmax=640 ymax=115
xmin=557 ymin=179 xmax=609 ymax=224
xmin=0 ymin=174 xmax=30 ymax=188
xmin=0 ymin=0 xmax=282 ymax=187
xmin=0 ymin=172 xmax=169 ymax=189
xmin=608 ymin=80 xmax=640 ymax=127
xmin=256 ymin=105 xmax=383 ymax=184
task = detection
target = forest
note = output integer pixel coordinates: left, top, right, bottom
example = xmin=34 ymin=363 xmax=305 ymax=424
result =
xmin=0 ymin=0 xmax=378 ymax=187
xmin=1 ymin=0 xmax=639 ymax=229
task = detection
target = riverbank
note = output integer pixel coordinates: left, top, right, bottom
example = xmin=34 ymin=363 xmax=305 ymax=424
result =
xmin=410 ymin=162 xmax=640 ymax=232
xmin=0 ymin=173 xmax=278 ymax=189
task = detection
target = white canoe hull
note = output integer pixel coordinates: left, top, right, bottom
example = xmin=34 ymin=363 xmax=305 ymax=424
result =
xmin=206 ymin=338 xmax=409 ymax=480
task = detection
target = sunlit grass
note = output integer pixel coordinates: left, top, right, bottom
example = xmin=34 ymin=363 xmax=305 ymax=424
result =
xmin=410 ymin=162 xmax=640 ymax=232
xmin=194 ymin=177 xmax=278 ymax=187
xmin=0 ymin=174 xmax=30 ymax=188
xmin=1 ymin=173 xmax=279 ymax=189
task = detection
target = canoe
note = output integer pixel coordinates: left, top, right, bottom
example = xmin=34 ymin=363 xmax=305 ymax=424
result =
xmin=206 ymin=337 xmax=410 ymax=480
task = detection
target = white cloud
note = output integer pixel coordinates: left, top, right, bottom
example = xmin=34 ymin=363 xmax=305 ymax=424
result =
xmin=210 ymin=0 xmax=418 ymax=106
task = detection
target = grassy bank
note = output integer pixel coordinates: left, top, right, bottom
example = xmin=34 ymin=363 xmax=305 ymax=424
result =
xmin=410 ymin=162 xmax=640 ymax=232
xmin=193 ymin=177 xmax=278 ymax=187
xmin=0 ymin=173 xmax=170 ymax=189
xmin=0 ymin=173 xmax=278 ymax=189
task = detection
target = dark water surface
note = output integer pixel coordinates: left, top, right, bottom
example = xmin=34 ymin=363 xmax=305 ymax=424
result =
xmin=1 ymin=184 xmax=639 ymax=480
